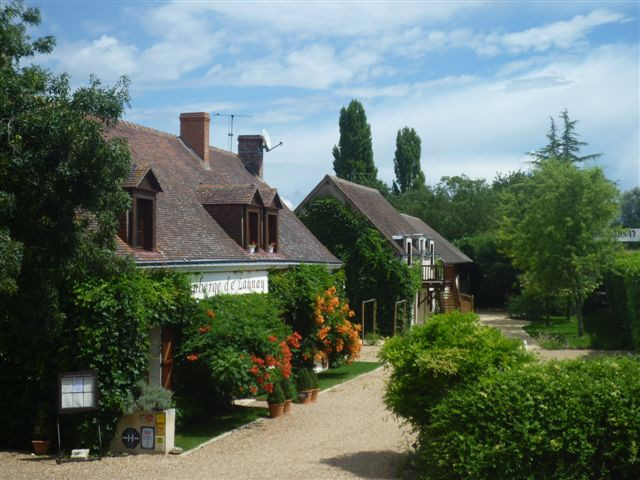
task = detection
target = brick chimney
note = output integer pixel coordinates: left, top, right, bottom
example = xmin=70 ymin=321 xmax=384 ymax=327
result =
xmin=238 ymin=135 xmax=264 ymax=178
xmin=179 ymin=112 xmax=210 ymax=165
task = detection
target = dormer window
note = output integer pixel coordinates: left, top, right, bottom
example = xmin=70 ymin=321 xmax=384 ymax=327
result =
xmin=198 ymin=184 xmax=283 ymax=253
xmin=119 ymin=166 xmax=163 ymax=251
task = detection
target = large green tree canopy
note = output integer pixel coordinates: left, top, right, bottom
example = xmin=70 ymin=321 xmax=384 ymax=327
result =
xmin=0 ymin=1 xmax=134 ymax=447
xmin=499 ymin=158 xmax=619 ymax=335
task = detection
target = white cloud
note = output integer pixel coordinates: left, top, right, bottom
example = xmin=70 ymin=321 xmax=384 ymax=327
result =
xmin=500 ymin=9 xmax=626 ymax=54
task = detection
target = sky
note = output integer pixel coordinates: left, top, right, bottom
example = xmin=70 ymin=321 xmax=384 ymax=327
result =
xmin=29 ymin=0 xmax=640 ymax=207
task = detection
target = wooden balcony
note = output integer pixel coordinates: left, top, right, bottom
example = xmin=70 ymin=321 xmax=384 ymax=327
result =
xmin=422 ymin=264 xmax=443 ymax=283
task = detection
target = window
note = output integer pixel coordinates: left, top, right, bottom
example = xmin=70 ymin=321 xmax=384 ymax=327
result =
xmin=246 ymin=208 xmax=260 ymax=248
xmin=135 ymin=197 xmax=154 ymax=250
xmin=267 ymin=213 xmax=278 ymax=251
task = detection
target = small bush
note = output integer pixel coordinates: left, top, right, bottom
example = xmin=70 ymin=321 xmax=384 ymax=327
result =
xmin=280 ymin=378 xmax=293 ymax=400
xmin=380 ymin=311 xmax=533 ymax=428
xmin=295 ymin=368 xmax=314 ymax=391
xmin=124 ymin=380 xmax=173 ymax=414
xmin=267 ymin=383 xmax=285 ymax=405
xmin=419 ymin=356 xmax=640 ymax=480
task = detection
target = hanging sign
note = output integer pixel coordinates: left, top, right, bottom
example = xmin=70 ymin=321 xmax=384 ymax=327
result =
xmin=58 ymin=370 xmax=98 ymax=414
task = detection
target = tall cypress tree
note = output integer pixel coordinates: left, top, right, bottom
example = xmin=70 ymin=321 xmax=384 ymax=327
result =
xmin=392 ymin=126 xmax=425 ymax=194
xmin=332 ymin=99 xmax=378 ymax=187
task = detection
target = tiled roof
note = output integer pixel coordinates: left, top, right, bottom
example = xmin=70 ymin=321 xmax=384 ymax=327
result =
xmin=196 ymin=184 xmax=262 ymax=205
xmin=297 ymin=175 xmax=416 ymax=255
xmin=401 ymin=214 xmax=473 ymax=264
xmin=106 ymin=120 xmax=340 ymax=266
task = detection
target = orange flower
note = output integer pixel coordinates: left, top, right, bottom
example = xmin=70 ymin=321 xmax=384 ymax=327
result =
xmin=205 ymin=309 xmax=215 ymax=319
xmin=186 ymin=354 xmax=199 ymax=362
xmin=198 ymin=325 xmax=211 ymax=335
xmin=268 ymin=335 xmax=277 ymax=343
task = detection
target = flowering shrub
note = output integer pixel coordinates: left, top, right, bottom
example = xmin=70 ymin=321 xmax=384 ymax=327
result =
xmin=178 ymin=294 xmax=300 ymax=405
xmin=310 ymin=286 xmax=362 ymax=367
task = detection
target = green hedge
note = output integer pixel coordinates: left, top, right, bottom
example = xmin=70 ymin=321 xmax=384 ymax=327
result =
xmin=420 ymin=357 xmax=640 ymax=480
xmin=380 ymin=311 xmax=533 ymax=428
xmin=605 ymin=252 xmax=640 ymax=348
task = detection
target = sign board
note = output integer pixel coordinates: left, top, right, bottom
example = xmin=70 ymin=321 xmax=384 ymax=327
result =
xmin=140 ymin=426 xmax=155 ymax=449
xmin=618 ymin=228 xmax=640 ymax=242
xmin=122 ymin=428 xmax=140 ymax=449
xmin=58 ymin=370 xmax=98 ymax=414
xmin=190 ymin=271 xmax=268 ymax=298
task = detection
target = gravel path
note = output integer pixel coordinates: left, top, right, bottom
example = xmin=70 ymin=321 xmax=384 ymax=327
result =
xmin=0 ymin=346 xmax=413 ymax=480
xmin=477 ymin=309 xmax=628 ymax=361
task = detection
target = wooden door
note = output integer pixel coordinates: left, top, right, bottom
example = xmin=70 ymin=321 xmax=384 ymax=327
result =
xmin=161 ymin=326 xmax=174 ymax=390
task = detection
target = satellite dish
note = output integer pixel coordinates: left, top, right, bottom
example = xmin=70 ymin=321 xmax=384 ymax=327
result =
xmin=261 ymin=129 xmax=272 ymax=151
xmin=261 ymin=129 xmax=283 ymax=152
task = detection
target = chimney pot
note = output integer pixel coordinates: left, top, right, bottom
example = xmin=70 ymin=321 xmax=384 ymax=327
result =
xmin=238 ymin=135 xmax=264 ymax=178
xmin=179 ymin=112 xmax=210 ymax=165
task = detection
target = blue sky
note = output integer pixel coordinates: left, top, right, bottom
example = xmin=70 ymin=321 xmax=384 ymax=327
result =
xmin=30 ymin=1 xmax=639 ymax=207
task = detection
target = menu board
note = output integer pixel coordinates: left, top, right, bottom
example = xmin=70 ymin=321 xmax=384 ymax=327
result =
xmin=58 ymin=371 xmax=98 ymax=413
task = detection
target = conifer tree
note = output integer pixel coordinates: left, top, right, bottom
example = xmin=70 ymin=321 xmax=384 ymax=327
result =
xmin=392 ymin=127 xmax=425 ymax=194
xmin=332 ymin=99 xmax=379 ymax=188
xmin=530 ymin=110 xmax=601 ymax=164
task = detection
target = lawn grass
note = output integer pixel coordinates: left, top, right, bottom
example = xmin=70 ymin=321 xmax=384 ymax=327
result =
xmin=175 ymin=406 xmax=268 ymax=451
xmin=316 ymin=361 xmax=382 ymax=391
xmin=523 ymin=311 xmax=630 ymax=350
xmin=175 ymin=360 xmax=382 ymax=451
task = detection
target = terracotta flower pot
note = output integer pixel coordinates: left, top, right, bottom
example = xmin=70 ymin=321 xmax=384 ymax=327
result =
xmin=268 ymin=402 xmax=285 ymax=419
xmin=310 ymin=388 xmax=320 ymax=403
xmin=283 ymin=399 xmax=292 ymax=415
xmin=297 ymin=390 xmax=313 ymax=404
xmin=32 ymin=440 xmax=51 ymax=455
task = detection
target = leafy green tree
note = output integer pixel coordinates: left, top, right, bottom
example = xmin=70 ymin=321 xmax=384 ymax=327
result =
xmin=332 ymin=99 xmax=380 ymax=188
xmin=530 ymin=109 xmax=601 ymax=164
xmin=392 ymin=127 xmax=425 ymax=194
xmin=620 ymin=187 xmax=640 ymax=227
xmin=499 ymin=158 xmax=620 ymax=336
xmin=0 ymin=1 xmax=132 ymax=447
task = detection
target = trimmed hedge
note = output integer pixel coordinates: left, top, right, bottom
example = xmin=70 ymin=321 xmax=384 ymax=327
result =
xmin=380 ymin=311 xmax=533 ymax=428
xmin=605 ymin=251 xmax=640 ymax=348
xmin=420 ymin=357 xmax=640 ymax=480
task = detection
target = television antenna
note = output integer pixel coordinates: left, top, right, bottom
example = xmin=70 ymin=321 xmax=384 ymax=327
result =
xmin=261 ymin=129 xmax=283 ymax=152
xmin=213 ymin=113 xmax=253 ymax=152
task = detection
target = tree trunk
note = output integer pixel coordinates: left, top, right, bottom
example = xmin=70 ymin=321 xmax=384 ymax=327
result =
xmin=576 ymin=296 xmax=584 ymax=337
xmin=545 ymin=298 xmax=550 ymax=327
xmin=565 ymin=296 xmax=571 ymax=322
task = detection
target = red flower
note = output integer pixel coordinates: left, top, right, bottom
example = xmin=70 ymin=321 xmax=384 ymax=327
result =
xmin=268 ymin=335 xmax=277 ymax=343
xmin=249 ymin=386 xmax=257 ymax=395
xmin=186 ymin=354 xmax=199 ymax=362
xmin=198 ymin=326 xmax=211 ymax=335
xmin=264 ymin=383 xmax=274 ymax=393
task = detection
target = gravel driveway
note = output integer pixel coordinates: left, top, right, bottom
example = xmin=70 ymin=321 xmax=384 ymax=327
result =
xmin=0 ymin=346 xmax=413 ymax=480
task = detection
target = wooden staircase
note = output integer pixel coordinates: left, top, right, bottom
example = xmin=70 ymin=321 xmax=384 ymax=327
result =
xmin=437 ymin=281 xmax=474 ymax=314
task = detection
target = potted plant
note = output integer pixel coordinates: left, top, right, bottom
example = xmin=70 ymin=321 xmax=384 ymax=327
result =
xmin=32 ymin=408 xmax=52 ymax=455
xmin=247 ymin=242 xmax=256 ymax=253
xmin=267 ymin=383 xmax=285 ymax=419
xmin=295 ymin=368 xmax=314 ymax=404
xmin=267 ymin=242 xmax=276 ymax=253
xmin=310 ymin=370 xmax=320 ymax=403
xmin=280 ymin=378 xmax=293 ymax=415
